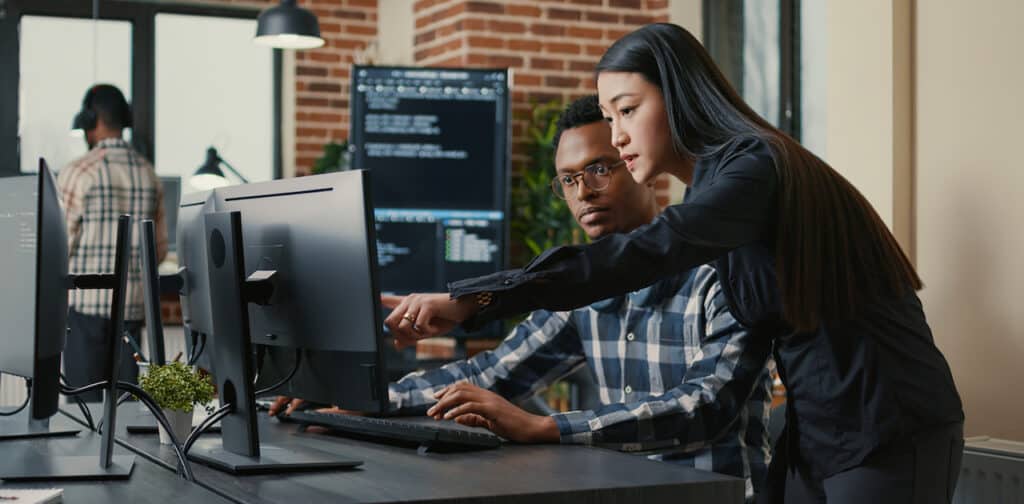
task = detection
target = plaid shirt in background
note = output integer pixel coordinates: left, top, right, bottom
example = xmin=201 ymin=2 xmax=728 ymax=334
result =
xmin=58 ymin=138 xmax=168 ymax=321
xmin=390 ymin=265 xmax=773 ymax=501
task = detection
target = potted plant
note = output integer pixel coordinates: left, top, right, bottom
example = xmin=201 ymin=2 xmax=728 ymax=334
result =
xmin=311 ymin=140 xmax=351 ymax=175
xmin=138 ymin=361 xmax=215 ymax=445
xmin=510 ymin=100 xmax=587 ymax=267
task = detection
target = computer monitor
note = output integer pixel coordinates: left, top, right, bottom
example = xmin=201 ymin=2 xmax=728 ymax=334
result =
xmin=176 ymin=170 xmax=382 ymax=473
xmin=349 ymin=66 xmax=509 ymax=339
xmin=177 ymin=190 xmax=216 ymax=371
xmin=217 ymin=170 xmax=388 ymax=412
xmin=0 ymin=161 xmax=74 ymax=438
xmin=160 ymin=176 xmax=181 ymax=253
xmin=0 ymin=160 xmax=135 ymax=481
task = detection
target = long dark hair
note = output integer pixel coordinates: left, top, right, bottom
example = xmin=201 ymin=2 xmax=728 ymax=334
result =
xmin=596 ymin=23 xmax=921 ymax=332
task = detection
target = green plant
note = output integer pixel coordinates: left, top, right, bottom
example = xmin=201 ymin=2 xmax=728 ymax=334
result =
xmin=510 ymin=100 xmax=587 ymax=267
xmin=311 ymin=139 xmax=350 ymax=175
xmin=138 ymin=361 xmax=215 ymax=414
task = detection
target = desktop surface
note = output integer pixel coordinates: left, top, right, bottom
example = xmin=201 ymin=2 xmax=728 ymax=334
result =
xmin=68 ymin=402 xmax=744 ymax=503
xmin=0 ymin=410 xmax=232 ymax=504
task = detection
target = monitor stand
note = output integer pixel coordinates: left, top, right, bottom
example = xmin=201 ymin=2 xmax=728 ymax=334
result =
xmin=0 ymin=450 xmax=134 ymax=481
xmin=0 ymin=215 xmax=137 ymax=481
xmin=187 ymin=211 xmax=361 ymax=475
xmin=0 ymin=410 xmax=79 ymax=441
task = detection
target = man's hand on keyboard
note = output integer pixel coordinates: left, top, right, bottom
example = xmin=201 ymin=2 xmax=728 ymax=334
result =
xmin=268 ymin=396 xmax=364 ymax=417
xmin=427 ymin=382 xmax=560 ymax=443
xmin=268 ymin=396 xmax=304 ymax=417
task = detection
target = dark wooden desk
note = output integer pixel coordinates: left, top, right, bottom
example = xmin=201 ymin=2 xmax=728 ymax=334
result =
xmin=0 ymin=411 xmax=231 ymax=503
xmin=76 ymin=404 xmax=744 ymax=504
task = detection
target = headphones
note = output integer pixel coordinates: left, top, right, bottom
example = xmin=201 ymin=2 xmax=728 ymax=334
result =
xmin=73 ymin=84 xmax=133 ymax=131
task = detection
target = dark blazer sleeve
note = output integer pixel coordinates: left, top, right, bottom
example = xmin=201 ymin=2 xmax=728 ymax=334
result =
xmin=451 ymin=148 xmax=778 ymax=328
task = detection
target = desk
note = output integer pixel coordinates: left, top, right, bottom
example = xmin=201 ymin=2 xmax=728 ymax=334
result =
xmin=0 ymin=411 xmax=231 ymax=504
xmin=69 ymin=403 xmax=743 ymax=503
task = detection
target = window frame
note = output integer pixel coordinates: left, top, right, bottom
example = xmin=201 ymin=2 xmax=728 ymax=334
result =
xmin=702 ymin=0 xmax=802 ymax=140
xmin=0 ymin=0 xmax=282 ymax=179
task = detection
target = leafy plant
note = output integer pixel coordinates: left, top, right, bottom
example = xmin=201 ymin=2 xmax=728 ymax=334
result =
xmin=510 ymin=100 xmax=587 ymax=267
xmin=138 ymin=361 xmax=215 ymax=414
xmin=311 ymin=140 xmax=351 ymax=175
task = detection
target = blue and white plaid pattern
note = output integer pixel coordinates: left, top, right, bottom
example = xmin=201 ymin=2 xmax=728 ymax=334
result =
xmin=390 ymin=265 xmax=773 ymax=501
xmin=58 ymin=138 xmax=167 ymax=321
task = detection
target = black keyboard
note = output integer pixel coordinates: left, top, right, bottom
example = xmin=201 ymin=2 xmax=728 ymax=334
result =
xmin=286 ymin=410 xmax=501 ymax=452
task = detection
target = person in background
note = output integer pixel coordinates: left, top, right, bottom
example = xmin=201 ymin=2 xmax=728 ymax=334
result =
xmin=59 ymin=84 xmax=168 ymax=401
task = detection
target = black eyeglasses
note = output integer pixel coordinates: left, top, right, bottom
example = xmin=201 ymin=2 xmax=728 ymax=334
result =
xmin=550 ymin=159 xmax=625 ymax=200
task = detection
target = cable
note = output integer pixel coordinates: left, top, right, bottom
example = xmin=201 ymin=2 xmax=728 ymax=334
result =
xmin=74 ymin=394 xmax=96 ymax=432
xmin=252 ymin=345 xmax=267 ymax=386
xmin=187 ymin=333 xmax=206 ymax=366
xmin=182 ymin=402 xmax=233 ymax=455
xmin=59 ymin=380 xmax=108 ymax=397
xmin=254 ymin=348 xmax=302 ymax=397
xmin=59 ymin=373 xmax=95 ymax=431
xmin=60 ymin=378 xmax=195 ymax=482
xmin=115 ymin=382 xmax=195 ymax=482
xmin=0 ymin=376 xmax=30 ymax=417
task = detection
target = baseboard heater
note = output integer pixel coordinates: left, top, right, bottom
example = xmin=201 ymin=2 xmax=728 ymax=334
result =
xmin=954 ymin=436 xmax=1024 ymax=503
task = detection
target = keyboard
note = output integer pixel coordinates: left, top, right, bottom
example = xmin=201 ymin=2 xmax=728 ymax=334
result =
xmin=285 ymin=410 xmax=502 ymax=452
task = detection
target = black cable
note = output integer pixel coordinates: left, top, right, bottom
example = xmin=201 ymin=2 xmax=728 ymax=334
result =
xmin=254 ymin=348 xmax=302 ymax=397
xmin=59 ymin=373 xmax=94 ymax=430
xmin=74 ymin=394 xmax=96 ymax=432
xmin=115 ymin=381 xmax=195 ymax=482
xmin=59 ymin=380 xmax=108 ymax=397
xmin=182 ymin=402 xmax=233 ymax=455
xmin=60 ymin=378 xmax=195 ymax=482
xmin=0 ymin=377 xmax=30 ymax=417
xmin=187 ymin=333 xmax=206 ymax=366
xmin=252 ymin=345 xmax=267 ymax=386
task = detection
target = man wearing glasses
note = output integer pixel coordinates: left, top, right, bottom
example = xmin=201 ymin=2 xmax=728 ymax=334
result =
xmin=273 ymin=95 xmax=774 ymax=502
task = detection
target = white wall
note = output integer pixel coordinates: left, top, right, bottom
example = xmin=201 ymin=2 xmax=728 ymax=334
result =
xmin=667 ymin=0 xmax=703 ymax=204
xmin=819 ymin=0 xmax=914 ymax=255
xmin=376 ymin=0 xmax=415 ymax=66
xmin=916 ymin=0 xmax=1024 ymax=439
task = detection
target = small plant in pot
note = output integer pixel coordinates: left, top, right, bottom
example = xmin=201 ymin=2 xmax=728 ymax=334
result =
xmin=138 ymin=361 xmax=215 ymax=445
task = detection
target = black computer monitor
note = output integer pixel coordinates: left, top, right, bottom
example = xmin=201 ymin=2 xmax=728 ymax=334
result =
xmin=176 ymin=170 xmax=383 ymax=473
xmin=176 ymin=190 xmax=216 ymax=371
xmin=0 ymin=160 xmax=135 ymax=481
xmin=0 ymin=161 xmax=74 ymax=439
xmin=350 ymin=66 xmax=509 ymax=340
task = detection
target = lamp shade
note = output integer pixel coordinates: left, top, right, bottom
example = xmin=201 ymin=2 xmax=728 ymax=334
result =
xmin=190 ymin=147 xmax=230 ymax=190
xmin=254 ymin=0 xmax=325 ymax=49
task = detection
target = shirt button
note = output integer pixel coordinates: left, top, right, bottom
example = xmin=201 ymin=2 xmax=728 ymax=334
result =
xmin=624 ymin=385 xmax=633 ymax=394
xmin=626 ymin=332 xmax=635 ymax=342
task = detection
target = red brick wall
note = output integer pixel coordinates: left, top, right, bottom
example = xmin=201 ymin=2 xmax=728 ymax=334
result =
xmin=411 ymin=0 xmax=673 ymax=206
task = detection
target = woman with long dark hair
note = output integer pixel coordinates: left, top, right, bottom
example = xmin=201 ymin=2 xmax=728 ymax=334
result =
xmin=384 ymin=23 xmax=963 ymax=503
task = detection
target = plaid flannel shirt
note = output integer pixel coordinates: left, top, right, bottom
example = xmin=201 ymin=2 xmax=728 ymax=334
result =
xmin=57 ymin=138 xmax=167 ymax=321
xmin=389 ymin=265 xmax=773 ymax=501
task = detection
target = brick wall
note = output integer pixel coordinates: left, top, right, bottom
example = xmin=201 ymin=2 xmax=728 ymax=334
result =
xmin=411 ymin=0 xmax=674 ymax=206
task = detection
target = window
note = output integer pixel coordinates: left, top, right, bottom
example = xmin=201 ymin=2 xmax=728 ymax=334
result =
xmin=0 ymin=1 xmax=281 ymax=179
xmin=703 ymin=0 xmax=801 ymax=139
xmin=155 ymin=14 xmax=274 ymax=184
xmin=18 ymin=16 xmax=133 ymax=173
